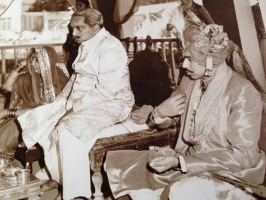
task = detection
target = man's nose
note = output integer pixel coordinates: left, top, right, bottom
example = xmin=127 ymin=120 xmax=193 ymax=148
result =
xmin=31 ymin=59 xmax=36 ymax=66
xmin=182 ymin=58 xmax=190 ymax=69
xmin=72 ymin=29 xmax=78 ymax=37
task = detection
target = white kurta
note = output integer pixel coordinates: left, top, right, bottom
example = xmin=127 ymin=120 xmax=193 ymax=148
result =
xmin=18 ymin=28 xmax=134 ymax=200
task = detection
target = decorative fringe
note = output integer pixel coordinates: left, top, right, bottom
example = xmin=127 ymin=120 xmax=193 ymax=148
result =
xmin=232 ymin=51 xmax=245 ymax=77
xmin=56 ymin=63 xmax=70 ymax=78
xmin=230 ymin=42 xmax=266 ymax=100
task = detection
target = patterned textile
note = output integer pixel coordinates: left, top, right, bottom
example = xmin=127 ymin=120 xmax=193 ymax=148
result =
xmin=9 ymin=46 xmax=69 ymax=109
xmin=188 ymin=79 xmax=206 ymax=140
xmin=227 ymin=41 xmax=266 ymax=101
xmin=183 ymin=21 xmax=230 ymax=68
xmin=167 ymin=2 xmax=214 ymax=42
xmin=0 ymin=46 xmax=69 ymax=152
xmin=177 ymin=10 xmax=266 ymax=101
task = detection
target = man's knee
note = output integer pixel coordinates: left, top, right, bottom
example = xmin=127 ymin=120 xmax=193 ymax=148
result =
xmin=169 ymin=176 xmax=217 ymax=200
xmin=129 ymin=189 xmax=160 ymax=200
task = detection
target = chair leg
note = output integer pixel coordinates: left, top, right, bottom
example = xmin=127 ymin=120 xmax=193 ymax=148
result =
xmin=26 ymin=149 xmax=39 ymax=173
xmin=92 ymin=171 xmax=104 ymax=200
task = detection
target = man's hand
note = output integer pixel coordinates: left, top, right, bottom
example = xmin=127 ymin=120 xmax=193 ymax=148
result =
xmin=149 ymin=156 xmax=179 ymax=173
xmin=157 ymin=93 xmax=186 ymax=117
xmin=18 ymin=59 xmax=27 ymax=67
xmin=149 ymin=146 xmax=176 ymax=156
xmin=131 ymin=105 xmax=153 ymax=124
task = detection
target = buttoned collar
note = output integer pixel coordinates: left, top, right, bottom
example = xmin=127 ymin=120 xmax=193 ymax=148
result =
xmin=80 ymin=28 xmax=106 ymax=50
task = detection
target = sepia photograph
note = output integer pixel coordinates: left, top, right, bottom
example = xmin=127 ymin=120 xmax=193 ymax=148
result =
xmin=0 ymin=0 xmax=266 ymax=199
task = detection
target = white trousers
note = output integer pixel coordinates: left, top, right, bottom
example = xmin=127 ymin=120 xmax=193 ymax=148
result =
xmin=39 ymin=129 xmax=92 ymax=200
xmin=39 ymin=123 xmax=135 ymax=200
xmin=129 ymin=188 xmax=164 ymax=200
xmin=169 ymin=176 xmax=217 ymax=200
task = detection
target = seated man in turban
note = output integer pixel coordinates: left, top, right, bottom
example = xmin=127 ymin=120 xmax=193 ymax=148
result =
xmin=104 ymin=10 xmax=266 ymax=200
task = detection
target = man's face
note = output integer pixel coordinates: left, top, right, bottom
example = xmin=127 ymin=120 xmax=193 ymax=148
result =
xmin=70 ymin=16 xmax=96 ymax=43
xmin=182 ymin=50 xmax=205 ymax=80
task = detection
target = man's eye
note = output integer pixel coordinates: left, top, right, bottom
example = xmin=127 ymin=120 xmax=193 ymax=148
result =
xmin=186 ymin=58 xmax=191 ymax=62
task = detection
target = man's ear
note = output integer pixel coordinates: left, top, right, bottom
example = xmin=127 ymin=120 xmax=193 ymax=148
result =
xmin=93 ymin=25 xmax=100 ymax=32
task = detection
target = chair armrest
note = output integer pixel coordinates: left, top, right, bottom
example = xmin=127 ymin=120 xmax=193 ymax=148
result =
xmin=89 ymin=126 xmax=179 ymax=172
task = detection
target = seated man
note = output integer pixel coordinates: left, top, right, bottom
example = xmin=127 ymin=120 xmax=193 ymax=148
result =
xmin=105 ymin=18 xmax=266 ymax=200
xmin=17 ymin=8 xmax=134 ymax=200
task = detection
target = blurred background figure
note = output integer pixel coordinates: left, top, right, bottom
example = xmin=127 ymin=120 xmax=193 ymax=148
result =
xmin=177 ymin=0 xmax=214 ymax=24
xmin=166 ymin=0 xmax=214 ymax=37
xmin=129 ymin=35 xmax=172 ymax=108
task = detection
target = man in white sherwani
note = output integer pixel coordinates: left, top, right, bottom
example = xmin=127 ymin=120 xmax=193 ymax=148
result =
xmin=18 ymin=8 xmax=134 ymax=200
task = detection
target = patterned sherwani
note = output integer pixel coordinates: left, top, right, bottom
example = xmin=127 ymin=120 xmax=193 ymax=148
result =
xmin=18 ymin=28 xmax=134 ymax=200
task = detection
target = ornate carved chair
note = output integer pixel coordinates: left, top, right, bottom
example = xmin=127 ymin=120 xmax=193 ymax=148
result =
xmin=90 ymin=126 xmax=178 ymax=200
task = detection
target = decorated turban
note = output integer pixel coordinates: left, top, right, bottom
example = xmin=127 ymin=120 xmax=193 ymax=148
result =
xmin=183 ymin=14 xmax=266 ymax=101
xmin=167 ymin=9 xmax=266 ymax=101
xmin=183 ymin=23 xmax=230 ymax=67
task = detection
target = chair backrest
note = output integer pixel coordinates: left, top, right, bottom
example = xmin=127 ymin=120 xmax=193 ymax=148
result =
xmin=129 ymin=48 xmax=172 ymax=107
